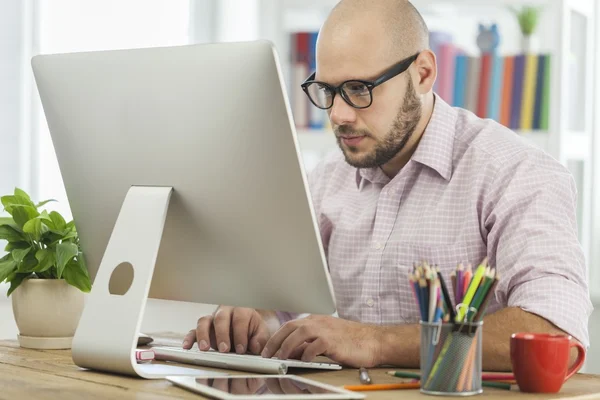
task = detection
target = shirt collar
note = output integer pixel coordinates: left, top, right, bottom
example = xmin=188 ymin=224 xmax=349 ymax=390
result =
xmin=411 ymin=95 xmax=456 ymax=181
xmin=355 ymin=94 xmax=456 ymax=189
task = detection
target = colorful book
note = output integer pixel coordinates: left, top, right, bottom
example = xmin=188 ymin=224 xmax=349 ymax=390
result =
xmin=487 ymin=54 xmax=504 ymax=122
xmin=439 ymin=43 xmax=456 ymax=103
xmin=291 ymin=32 xmax=310 ymax=128
xmin=429 ymin=31 xmax=453 ymax=94
xmin=540 ymin=55 xmax=551 ymax=130
xmin=476 ymin=53 xmax=492 ymax=118
xmin=510 ymin=54 xmax=526 ymax=130
xmin=532 ymin=54 xmax=546 ymax=130
xmin=500 ymin=56 xmax=514 ymax=127
xmin=465 ymin=56 xmax=481 ymax=114
xmin=453 ymin=54 xmax=468 ymax=108
xmin=307 ymin=31 xmax=324 ymax=129
xmin=520 ymin=54 xmax=539 ymax=130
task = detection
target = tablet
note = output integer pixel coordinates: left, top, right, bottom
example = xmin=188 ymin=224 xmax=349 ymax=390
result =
xmin=166 ymin=375 xmax=365 ymax=400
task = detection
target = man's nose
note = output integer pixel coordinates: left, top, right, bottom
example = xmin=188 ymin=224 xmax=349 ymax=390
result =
xmin=328 ymin=95 xmax=357 ymax=127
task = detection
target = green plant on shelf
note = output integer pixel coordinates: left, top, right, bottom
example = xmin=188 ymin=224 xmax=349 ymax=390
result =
xmin=0 ymin=188 xmax=91 ymax=296
xmin=510 ymin=5 xmax=543 ymax=37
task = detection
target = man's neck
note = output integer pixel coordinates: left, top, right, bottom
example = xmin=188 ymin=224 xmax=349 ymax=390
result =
xmin=380 ymin=92 xmax=435 ymax=178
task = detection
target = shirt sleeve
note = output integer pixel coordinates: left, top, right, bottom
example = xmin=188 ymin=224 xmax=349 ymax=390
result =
xmin=483 ymin=152 xmax=593 ymax=347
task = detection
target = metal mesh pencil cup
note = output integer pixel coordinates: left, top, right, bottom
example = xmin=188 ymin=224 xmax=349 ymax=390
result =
xmin=420 ymin=321 xmax=483 ymax=396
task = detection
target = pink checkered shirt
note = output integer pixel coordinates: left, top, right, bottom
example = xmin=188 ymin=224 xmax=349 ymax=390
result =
xmin=303 ymin=96 xmax=592 ymax=347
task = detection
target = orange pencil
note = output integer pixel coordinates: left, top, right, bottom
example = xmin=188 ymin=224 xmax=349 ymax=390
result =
xmin=343 ymin=383 xmax=421 ymax=391
xmin=462 ymin=264 xmax=473 ymax=297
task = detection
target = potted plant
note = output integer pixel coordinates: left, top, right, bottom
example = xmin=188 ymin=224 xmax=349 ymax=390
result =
xmin=0 ymin=188 xmax=91 ymax=349
xmin=511 ymin=5 xmax=543 ymax=53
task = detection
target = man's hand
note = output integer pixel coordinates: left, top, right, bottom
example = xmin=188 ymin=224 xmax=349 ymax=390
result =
xmin=183 ymin=306 xmax=272 ymax=355
xmin=260 ymin=315 xmax=381 ymax=368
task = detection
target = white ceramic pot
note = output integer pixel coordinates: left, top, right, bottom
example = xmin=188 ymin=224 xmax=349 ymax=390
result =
xmin=11 ymin=278 xmax=85 ymax=349
xmin=521 ymin=35 xmax=539 ymax=54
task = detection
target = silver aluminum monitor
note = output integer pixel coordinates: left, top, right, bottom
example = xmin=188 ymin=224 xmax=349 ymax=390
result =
xmin=31 ymin=41 xmax=336 ymax=377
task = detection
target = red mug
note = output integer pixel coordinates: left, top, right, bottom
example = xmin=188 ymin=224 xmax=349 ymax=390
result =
xmin=510 ymin=333 xmax=586 ymax=393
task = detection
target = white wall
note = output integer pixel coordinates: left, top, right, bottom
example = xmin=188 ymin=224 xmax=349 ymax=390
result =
xmin=0 ymin=1 xmax=28 ymax=197
xmin=592 ymin=0 xmax=600 ymax=303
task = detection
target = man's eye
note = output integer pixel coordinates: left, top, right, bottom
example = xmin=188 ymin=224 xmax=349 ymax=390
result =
xmin=344 ymin=83 xmax=369 ymax=95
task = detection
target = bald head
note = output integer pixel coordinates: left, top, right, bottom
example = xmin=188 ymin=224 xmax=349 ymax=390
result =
xmin=319 ymin=0 xmax=429 ymax=63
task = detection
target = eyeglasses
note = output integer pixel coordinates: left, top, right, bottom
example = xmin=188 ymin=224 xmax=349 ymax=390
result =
xmin=301 ymin=52 xmax=419 ymax=110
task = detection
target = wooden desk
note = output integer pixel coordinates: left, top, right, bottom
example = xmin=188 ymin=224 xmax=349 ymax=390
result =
xmin=1 ymin=337 xmax=600 ymax=400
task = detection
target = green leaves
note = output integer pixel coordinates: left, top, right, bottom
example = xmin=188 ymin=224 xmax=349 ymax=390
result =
xmin=11 ymin=206 xmax=39 ymax=230
xmin=1 ymin=190 xmax=35 ymax=215
xmin=56 ymin=242 xmax=79 ymax=279
xmin=23 ymin=218 xmax=48 ymax=242
xmin=48 ymin=211 xmax=67 ymax=232
xmin=34 ymin=248 xmax=55 ymax=273
xmin=510 ymin=6 xmax=542 ymax=36
xmin=0 ymin=224 xmax=25 ymax=242
xmin=62 ymin=257 xmax=91 ymax=293
xmin=7 ymin=273 xmax=31 ymax=296
xmin=0 ymin=254 xmax=17 ymax=284
xmin=35 ymin=199 xmax=56 ymax=208
xmin=0 ymin=187 xmax=91 ymax=295
xmin=4 ymin=241 xmax=30 ymax=252
xmin=11 ymin=247 xmax=31 ymax=263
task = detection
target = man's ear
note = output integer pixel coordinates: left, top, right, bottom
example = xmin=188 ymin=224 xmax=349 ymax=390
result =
xmin=412 ymin=50 xmax=436 ymax=94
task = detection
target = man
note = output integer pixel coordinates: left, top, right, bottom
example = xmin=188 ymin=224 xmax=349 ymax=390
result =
xmin=183 ymin=0 xmax=592 ymax=370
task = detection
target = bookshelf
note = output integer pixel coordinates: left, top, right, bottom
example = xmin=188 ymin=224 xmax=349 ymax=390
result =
xmin=258 ymin=0 xmax=595 ymax=269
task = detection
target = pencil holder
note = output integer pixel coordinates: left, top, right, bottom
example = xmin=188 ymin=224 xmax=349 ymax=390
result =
xmin=420 ymin=321 xmax=483 ymax=396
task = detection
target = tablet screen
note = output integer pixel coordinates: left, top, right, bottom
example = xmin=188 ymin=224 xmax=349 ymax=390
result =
xmin=194 ymin=376 xmax=336 ymax=396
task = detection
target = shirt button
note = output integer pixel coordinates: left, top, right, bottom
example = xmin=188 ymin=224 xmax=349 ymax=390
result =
xmin=366 ymin=298 xmax=375 ymax=307
xmin=373 ymin=242 xmax=382 ymax=250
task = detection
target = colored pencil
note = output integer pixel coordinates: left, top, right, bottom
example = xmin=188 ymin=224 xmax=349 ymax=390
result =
xmin=455 ymin=262 xmax=486 ymax=323
xmin=437 ymin=268 xmax=456 ymax=322
xmin=456 ymin=264 xmax=464 ymax=305
xmin=473 ymin=276 xmax=499 ymax=321
xmin=343 ymin=383 xmax=420 ymax=391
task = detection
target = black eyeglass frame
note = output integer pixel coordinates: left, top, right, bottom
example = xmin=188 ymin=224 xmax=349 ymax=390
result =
xmin=300 ymin=52 xmax=420 ymax=110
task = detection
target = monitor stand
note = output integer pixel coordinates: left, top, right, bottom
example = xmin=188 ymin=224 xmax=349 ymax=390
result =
xmin=71 ymin=186 xmax=214 ymax=379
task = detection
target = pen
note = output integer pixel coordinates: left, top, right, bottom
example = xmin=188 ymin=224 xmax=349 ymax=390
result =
xmin=343 ymin=383 xmax=421 ymax=392
xmin=387 ymin=371 xmax=514 ymax=390
xmin=387 ymin=371 xmax=515 ymax=381
xmin=358 ymin=367 xmax=371 ymax=384
xmin=386 ymin=371 xmax=420 ymax=379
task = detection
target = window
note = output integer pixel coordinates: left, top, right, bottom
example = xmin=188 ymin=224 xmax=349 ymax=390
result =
xmin=34 ymin=0 xmax=190 ymax=219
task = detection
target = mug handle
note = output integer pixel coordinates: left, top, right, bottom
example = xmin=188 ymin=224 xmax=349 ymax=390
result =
xmin=564 ymin=340 xmax=586 ymax=381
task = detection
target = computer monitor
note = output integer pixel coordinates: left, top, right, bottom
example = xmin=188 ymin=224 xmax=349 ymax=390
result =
xmin=31 ymin=40 xmax=336 ymax=378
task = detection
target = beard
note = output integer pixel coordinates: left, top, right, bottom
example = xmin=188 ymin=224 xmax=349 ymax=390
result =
xmin=335 ymin=77 xmax=422 ymax=169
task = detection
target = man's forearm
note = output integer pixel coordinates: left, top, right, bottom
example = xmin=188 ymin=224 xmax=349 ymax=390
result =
xmin=375 ymin=307 xmax=570 ymax=370
xmin=479 ymin=307 xmax=576 ymax=371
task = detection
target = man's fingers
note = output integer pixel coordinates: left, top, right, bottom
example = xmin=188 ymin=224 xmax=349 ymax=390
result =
xmin=194 ymin=315 xmax=214 ymax=350
xmin=183 ymin=329 xmax=197 ymax=349
xmin=275 ymin=326 xmax=316 ymax=360
xmin=213 ymin=307 xmax=233 ymax=352
xmin=262 ymin=321 xmax=297 ymax=358
xmin=248 ymin=319 xmax=271 ymax=355
xmin=231 ymin=309 xmax=253 ymax=354
xmin=287 ymin=342 xmax=309 ymax=360
xmin=299 ymin=337 xmax=328 ymax=362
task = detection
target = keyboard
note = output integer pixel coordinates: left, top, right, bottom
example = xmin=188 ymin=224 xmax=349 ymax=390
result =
xmin=152 ymin=346 xmax=342 ymax=375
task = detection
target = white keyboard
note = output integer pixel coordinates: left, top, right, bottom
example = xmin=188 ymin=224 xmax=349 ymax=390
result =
xmin=152 ymin=346 xmax=342 ymax=375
